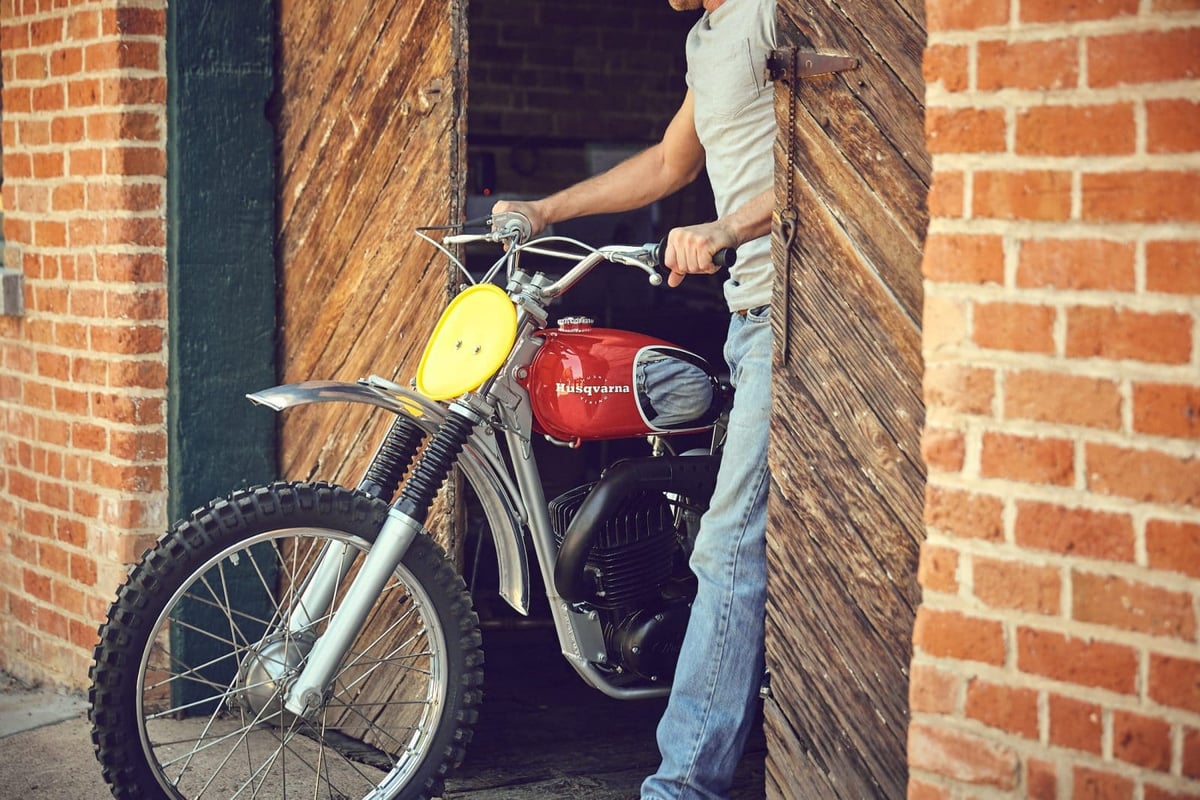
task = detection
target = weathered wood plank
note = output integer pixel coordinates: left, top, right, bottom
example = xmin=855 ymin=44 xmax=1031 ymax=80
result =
xmin=766 ymin=0 xmax=927 ymax=795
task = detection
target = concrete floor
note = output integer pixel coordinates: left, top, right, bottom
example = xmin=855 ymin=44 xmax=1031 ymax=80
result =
xmin=0 ymin=625 xmax=766 ymax=799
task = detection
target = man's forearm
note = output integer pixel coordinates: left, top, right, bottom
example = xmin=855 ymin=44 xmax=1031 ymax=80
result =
xmin=537 ymin=143 xmax=701 ymax=226
xmin=719 ymin=188 xmax=774 ymax=248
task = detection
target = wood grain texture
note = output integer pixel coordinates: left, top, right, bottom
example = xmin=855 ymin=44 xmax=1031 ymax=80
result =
xmin=765 ymin=0 xmax=928 ymax=796
xmin=276 ymin=0 xmax=466 ymax=492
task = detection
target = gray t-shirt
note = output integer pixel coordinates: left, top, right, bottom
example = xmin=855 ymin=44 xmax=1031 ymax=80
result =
xmin=685 ymin=0 xmax=777 ymax=313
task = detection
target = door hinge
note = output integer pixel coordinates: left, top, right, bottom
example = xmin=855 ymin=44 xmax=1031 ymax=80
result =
xmin=768 ymin=48 xmax=859 ymax=82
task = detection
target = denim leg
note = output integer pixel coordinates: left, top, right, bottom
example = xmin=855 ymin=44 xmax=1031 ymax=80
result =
xmin=641 ymin=309 xmax=772 ymax=800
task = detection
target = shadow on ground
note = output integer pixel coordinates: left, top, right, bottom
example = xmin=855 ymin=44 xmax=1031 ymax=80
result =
xmin=444 ymin=624 xmax=766 ymax=799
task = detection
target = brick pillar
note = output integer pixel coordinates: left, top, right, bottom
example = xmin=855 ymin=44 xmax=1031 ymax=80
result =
xmin=0 ymin=0 xmax=168 ymax=687
xmin=913 ymin=1 xmax=1200 ymax=797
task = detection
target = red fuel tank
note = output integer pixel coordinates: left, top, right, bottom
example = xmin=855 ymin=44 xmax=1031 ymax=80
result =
xmin=520 ymin=318 xmax=723 ymax=444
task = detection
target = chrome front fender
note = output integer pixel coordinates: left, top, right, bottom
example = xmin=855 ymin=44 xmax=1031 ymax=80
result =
xmin=247 ymin=377 xmax=532 ymax=615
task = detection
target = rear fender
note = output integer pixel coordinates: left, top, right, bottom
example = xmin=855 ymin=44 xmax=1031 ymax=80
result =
xmin=248 ymin=377 xmax=532 ymax=615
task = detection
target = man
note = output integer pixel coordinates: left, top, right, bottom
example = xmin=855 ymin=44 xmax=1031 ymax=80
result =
xmin=494 ymin=1 xmax=777 ymax=796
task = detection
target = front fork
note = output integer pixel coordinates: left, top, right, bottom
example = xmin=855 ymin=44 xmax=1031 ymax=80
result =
xmin=281 ymin=403 xmax=481 ymax=717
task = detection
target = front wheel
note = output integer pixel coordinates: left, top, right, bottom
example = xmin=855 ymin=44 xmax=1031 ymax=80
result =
xmin=89 ymin=482 xmax=483 ymax=800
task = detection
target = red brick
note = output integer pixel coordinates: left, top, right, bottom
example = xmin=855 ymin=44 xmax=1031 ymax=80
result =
xmin=1147 ymin=519 xmax=1200 ymax=578
xmin=1005 ymin=371 xmax=1122 ymax=430
xmin=110 ymin=360 xmax=167 ymax=390
xmin=105 ymin=146 xmax=167 ymax=177
xmin=1066 ymin=306 xmax=1192 ymax=364
xmin=1027 ymin=758 xmax=1058 ymax=800
xmin=1073 ymin=571 xmax=1196 ymax=639
xmin=1022 ymin=0 xmax=1138 ymax=21
xmin=1112 ymin=710 xmax=1172 ymax=771
xmin=974 ymin=170 xmax=1073 ymax=221
xmin=1155 ymin=0 xmax=1200 ymax=9
xmin=910 ymin=663 xmax=960 ymax=714
xmin=1018 ymin=105 xmax=1135 ymax=156
xmin=1147 ymin=241 xmax=1200 ymax=295
xmin=1086 ymin=443 xmax=1200 ymax=508
xmin=975 ymin=303 xmax=1056 ymax=354
xmin=925 ymin=486 xmax=1005 ymax=542
xmin=981 ymin=432 xmax=1074 ymax=486
xmin=95 ymin=252 xmax=165 ymax=283
xmin=109 ymin=6 xmax=167 ymax=37
xmin=68 ymin=553 xmax=96 ymax=586
xmin=965 ymin=679 xmax=1038 ymax=739
xmin=1148 ymin=99 xmax=1200 ymax=154
xmin=1089 ymin=28 xmax=1200 ymax=88
xmin=110 ymin=430 xmax=166 ymax=461
xmin=92 ymin=393 xmax=164 ymax=426
xmin=89 ymin=324 xmax=163 ymax=356
xmin=923 ymin=44 xmax=969 ymax=93
xmin=101 ymin=76 xmax=166 ymax=106
xmin=1017 ymin=239 xmax=1135 ymax=292
xmin=924 ymin=234 xmax=1004 ymax=284
xmin=50 ymin=115 xmax=84 ymax=144
xmin=1017 ymin=627 xmax=1138 ymax=694
xmin=921 ymin=428 xmax=965 ymax=473
xmin=1185 ymin=727 xmax=1200 ymax=781
xmin=1048 ymin=694 xmax=1102 ymax=754
xmin=1149 ymin=653 xmax=1200 ymax=713
xmin=66 ymin=9 xmax=101 ymax=40
xmin=973 ymin=557 xmax=1061 ymax=615
xmin=926 ymin=0 xmax=1010 ymax=29
xmin=926 ymin=107 xmax=1007 ymax=154
xmin=29 ymin=17 xmax=63 ymax=46
xmin=1134 ymin=383 xmax=1200 ymax=439
xmin=907 ymin=722 xmax=1019 ymax=788
xmin=1083 ymin=171 xmax=1200 ymax=224
xmin=908 ymin=776 xmax=952 ymax=800
xmin=90 ymin=460 xmax=163 ymax=493
xmin=914 ymin=607 xmax=1006 ymax=665
xmin=928 ymin=170 xmax=964 ymax=218
xmin=49 ymin=46 xmax=82 ymax=77
xmin=918 ymin=541 xmax=960 ymax=594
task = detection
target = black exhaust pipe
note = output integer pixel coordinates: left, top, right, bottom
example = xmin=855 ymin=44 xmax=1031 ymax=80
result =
xmin=554 ymin=455 xmax=721 ymax=603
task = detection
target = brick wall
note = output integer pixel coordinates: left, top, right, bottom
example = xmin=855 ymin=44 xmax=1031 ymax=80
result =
xmin=914 ymin=0 xmax=1200 ymax=797
xmin=0 ymin=0 xmax=168 ymax=688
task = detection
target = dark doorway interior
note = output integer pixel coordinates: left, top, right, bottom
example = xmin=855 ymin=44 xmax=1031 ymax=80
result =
xmin=459 ymin=4 xmax=763 ymax=795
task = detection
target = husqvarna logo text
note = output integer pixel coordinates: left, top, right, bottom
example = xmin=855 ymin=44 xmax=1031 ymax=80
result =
xmin=556 ymin=381 xmax=632 ymax=397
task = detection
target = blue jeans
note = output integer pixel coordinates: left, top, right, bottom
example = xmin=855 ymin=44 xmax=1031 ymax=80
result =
xmin=641 ymin=307 xmax=771 ymax=800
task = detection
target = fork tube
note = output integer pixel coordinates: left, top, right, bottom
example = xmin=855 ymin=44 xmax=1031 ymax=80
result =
xmin=284 ymin=404 xmax=481 ymax=717
xmin=284 ymin=416 xmax=426 ymax=638
xmin=284 ymin=509 xmax=424 ymax=716
xmin=285 ymin=541 xmax=358 ymax=636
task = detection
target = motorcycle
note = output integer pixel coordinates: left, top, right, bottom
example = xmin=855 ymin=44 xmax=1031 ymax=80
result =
xmin=88 ymin=213 xmax=736 ymax=799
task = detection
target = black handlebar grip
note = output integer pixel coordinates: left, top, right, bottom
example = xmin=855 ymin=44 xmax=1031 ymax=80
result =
xmin=655 ymin=237 xmax=737 ymax=269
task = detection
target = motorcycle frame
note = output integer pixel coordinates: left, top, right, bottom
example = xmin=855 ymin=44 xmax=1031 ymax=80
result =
xmin=248 ymin=333 xmax=675 ymax=702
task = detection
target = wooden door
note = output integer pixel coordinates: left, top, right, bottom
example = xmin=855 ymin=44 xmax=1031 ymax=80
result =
xmin=275 ymin=0 xmax=466 ymax=496
xmin=765 ymin=1 xmax=928 ymax=797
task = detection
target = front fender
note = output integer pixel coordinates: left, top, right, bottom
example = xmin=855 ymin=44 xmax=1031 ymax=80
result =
xmin=248 ymin=377 xmax=532 ymax=615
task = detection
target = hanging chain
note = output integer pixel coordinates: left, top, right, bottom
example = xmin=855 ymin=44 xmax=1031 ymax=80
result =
xmin=779 ymin=48 xmax=800 ymax=367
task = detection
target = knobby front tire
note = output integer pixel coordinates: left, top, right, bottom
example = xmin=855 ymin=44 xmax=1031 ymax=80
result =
xmin=89 ymin=482 xmax=484 ymax=800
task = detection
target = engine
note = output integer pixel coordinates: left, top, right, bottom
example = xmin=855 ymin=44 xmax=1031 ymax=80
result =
xmin=549 ymin=454 xmax=719 ymax=683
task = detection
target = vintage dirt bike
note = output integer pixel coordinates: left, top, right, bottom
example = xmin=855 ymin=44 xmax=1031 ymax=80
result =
xmin=88 ymin=212 xmax=737 ymax=799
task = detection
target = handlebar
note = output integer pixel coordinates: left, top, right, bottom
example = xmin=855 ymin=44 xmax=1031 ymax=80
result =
xmin=439 ymin=214 xmax=737 ymax=300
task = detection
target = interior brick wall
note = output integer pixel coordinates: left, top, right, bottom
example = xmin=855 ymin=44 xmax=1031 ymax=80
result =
xmin=0 ymin=0 xmax=168 ymax=688
xmin=467 ymin=0 xmax=697 ymax=197
xmin=913 ymin=0 xmax=1200 ymax=797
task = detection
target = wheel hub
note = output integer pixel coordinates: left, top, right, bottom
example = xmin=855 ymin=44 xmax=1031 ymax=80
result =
xmin=236 ymin=633 xmax=314 ymax=722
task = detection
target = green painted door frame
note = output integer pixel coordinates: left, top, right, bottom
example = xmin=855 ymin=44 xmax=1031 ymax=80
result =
xmin=166 ymin=0 xmax=277 ymax=518
xmin=166 ymin=0 xmax=278 ymax=703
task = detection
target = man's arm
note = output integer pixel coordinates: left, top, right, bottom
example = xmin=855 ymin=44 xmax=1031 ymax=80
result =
xmin=493 ymin=90 xmax=706 ymax=235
